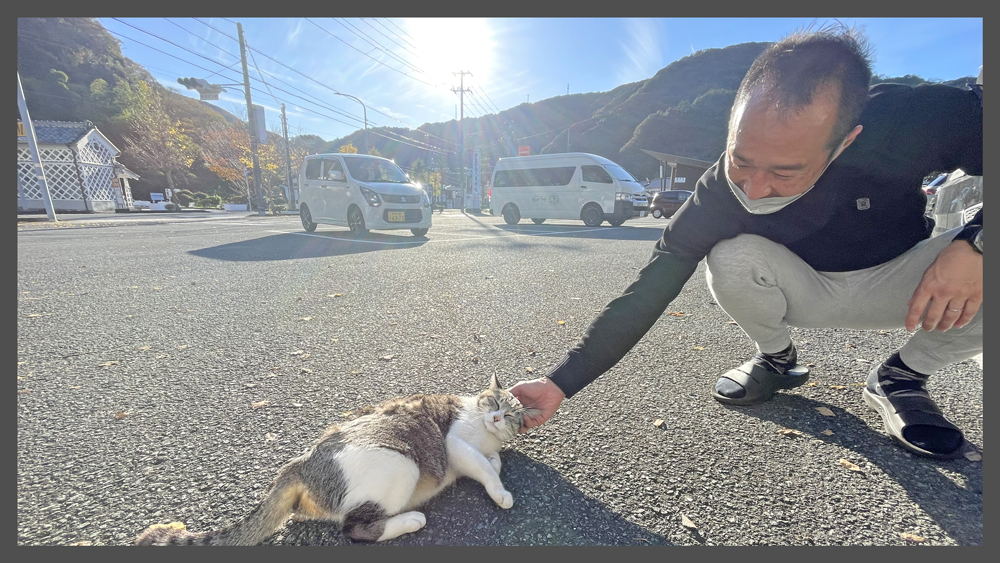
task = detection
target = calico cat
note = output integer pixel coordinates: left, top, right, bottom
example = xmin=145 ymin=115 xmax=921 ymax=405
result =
xmin=135 ymin=373 xmax=531 ymax=545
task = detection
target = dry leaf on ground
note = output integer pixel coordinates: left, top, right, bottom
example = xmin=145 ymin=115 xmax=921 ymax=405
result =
xmin=815 ymin=406 xmax=836 ymax=417
xmin=251 ymin=400 xmax=271 ymax=410
xmin=327 ymin=293 xmax=344 ymax=298
xmin=525 ymin=367 xmax=535 ymax=373
xmin=964 ymin=451 xmax=982 ymax=462
xmin=290 ymin=350 xmax=305 ymax=356
xmin=829 ymin=385 xmax=848 ymax=390
xmin=821 ymin=429 xmax=834 ymax=436
xmin=299 ymin=317 xmax=312 ymax=321
xmin=653 ymin=419 xmax=664 ymax=428
xmin=176 ymin=345 xmax=188 ymax=350
xmin=300 ymin=368 xmax=313 ymax=374
xmin=838 ymin=459 xmax=863 ymax=472
xmin=778 ymin=428 xmax=804 ymax=437
xmin=381 ymin=354 xmax=395 ymax=361
xmin=263 ymin=433 xmax=277 ymax=442
xmin=667 ymin=312 xmax=685 ymax=316
xmin=899 ymin=532 xmax=925 ymax=543
xmin=97 ymin=361 xmax=119 ymax=368
xmin=557 ymin=320 xmax=565 ymax=325
xmin=681 ymin=514 xmax=698 ymax=529
xmin=114 ymin=411 xmax=129 ymax=419
xmin=693 ymin=346 xmax=705 ymax=351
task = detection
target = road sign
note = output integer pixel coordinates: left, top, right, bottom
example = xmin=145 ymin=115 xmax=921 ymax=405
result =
xmin=471 ymin=149 xmax=481 ymax=209
xmin=518 ymin=146 xmax=530 ymax=156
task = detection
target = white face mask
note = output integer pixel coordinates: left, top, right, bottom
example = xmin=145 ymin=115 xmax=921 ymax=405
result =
xmin=725 ymin=139 xmax=845 ymax=215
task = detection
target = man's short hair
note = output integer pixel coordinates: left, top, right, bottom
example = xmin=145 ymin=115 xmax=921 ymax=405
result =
xmin=732 ymin=22 xmax=874 ymax=152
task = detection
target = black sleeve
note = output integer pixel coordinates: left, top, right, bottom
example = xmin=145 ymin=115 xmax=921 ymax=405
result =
xmin=545 ymin=244 xmax=700 ymax=398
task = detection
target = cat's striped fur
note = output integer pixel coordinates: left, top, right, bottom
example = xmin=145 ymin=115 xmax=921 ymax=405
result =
xmin=135 ymin=374 xmax=529 ymax=545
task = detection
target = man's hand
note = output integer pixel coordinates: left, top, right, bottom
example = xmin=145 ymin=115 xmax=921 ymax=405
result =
xmin=906 ymin=240 xmax=983 ymax=332
xmin=509 ymin=377 xmax=566 ymax=433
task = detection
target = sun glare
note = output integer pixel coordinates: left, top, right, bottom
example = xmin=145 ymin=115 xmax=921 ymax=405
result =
xmin=404 ymin=18 xmax=495 ymax=91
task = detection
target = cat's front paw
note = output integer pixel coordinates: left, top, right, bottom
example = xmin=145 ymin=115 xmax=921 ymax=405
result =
xmin=490 ymin=487 xmax=514 ymax=509
xmin=488 ymin=453 xmax=502 ymax=474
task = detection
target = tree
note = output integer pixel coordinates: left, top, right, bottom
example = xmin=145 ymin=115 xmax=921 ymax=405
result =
xmin=340 ymin=143 xmax=358 ymax=154
xmin=114 ymin=80 xmax=199 ymax=199
xmin=199 ymin=115 xmax=288 ymax=208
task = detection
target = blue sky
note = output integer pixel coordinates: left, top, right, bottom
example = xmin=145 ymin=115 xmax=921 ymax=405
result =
xmin=94 ymin=17 xmax=983 ymax=147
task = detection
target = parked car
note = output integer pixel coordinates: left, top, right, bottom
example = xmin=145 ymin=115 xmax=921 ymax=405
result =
xmin=929 ymin=168 xmax=982 ymax=237
xmin=297 ymin=153 xmax=432 ymax=237
xmin=649 ymin=190 xmax=693 ymax=219
xmin=922 ymin=172 xmax=948 ymax=215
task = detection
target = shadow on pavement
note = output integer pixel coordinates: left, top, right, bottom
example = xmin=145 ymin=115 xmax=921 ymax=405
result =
xmin=731 ymin=393 xmax=982 ymax=545
xmin=266 ymin=450 xmax=672 ymax=546
xmin=189 ymin=231 xmax=427 ymax=262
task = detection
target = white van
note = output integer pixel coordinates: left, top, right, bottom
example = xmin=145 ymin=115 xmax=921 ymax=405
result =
xmin=297 ymin=153 xmax=432 ymax=237
xmin=488 ymin=153 xmax=648 ymax=227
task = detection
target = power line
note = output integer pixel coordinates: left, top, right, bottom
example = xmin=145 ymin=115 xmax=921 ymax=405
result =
xmin=306 ymin=18 xmax=438 ymax=89
xmin=365 ymin=18 xmax=422 ymax=61
xmin=334 ymin=17 xmax=427 ymax=77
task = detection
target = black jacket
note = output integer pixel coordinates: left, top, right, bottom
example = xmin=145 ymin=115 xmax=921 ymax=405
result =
xmin=547 ymin=82 xmax=983 ymax=399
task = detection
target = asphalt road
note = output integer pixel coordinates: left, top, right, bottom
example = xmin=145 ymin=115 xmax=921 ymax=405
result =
xmin=17 ymin=211 xmax=983 ymax=546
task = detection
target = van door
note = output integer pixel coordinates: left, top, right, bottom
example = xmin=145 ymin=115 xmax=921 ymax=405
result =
xmin=581 ymin=164 xmax=615 ymax=214
xmin=321 ymin=157 xmax=348 ymax=223
xmin=301 ymin=158 xmax=325 ymax=218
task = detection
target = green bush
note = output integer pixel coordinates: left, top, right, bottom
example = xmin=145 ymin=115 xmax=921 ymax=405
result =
xmin=195 ymin=195 xmax=222 ymax=208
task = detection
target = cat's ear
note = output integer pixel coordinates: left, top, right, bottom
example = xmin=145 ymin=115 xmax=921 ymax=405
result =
xmin=490 ymin=372 xmax=503 ymax=391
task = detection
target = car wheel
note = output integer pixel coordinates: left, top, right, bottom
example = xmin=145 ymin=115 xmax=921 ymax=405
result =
xmin=607 ymin=216 xmax=626 ymax=227
xmin=410 ymin=228 xmax=428 ymax=237
xmin=300 ymin=204 xmax=317 ymax=232
xmin=651 ymin=208 xmax=662 ymax=219
xmin=581 ymin=204 xmax=604 ymax=227
xmin=502 ymin=204 xmax=521 ymax=225
xmin=531 ymin=218 xmax=546 ymax=225
xmin=347 ymin=207 xmax=368 ymax=238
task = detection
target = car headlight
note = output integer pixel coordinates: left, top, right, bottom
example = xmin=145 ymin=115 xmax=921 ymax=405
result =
xmin=359 ymin=186 xmax=381 ymax=207
xmin=421 ymin=192 xmax=431 ymax=208
xmin=615 ymin=192 xmax=632 ymax=201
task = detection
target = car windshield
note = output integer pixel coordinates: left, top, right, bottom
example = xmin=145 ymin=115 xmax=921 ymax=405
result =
xmin=604 ymin=165 xmax=637 ymax=183
xmin=343 ymin=157 xmax=410 ymax=183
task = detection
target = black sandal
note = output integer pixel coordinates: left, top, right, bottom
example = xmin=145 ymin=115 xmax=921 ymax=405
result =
xmin=712 ymin=355 xmax=810 ymax=406
xmin=862 ymin=364 xmax=965 ymax=459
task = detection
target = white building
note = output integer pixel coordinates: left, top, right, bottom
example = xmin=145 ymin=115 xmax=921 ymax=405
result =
xmin=18 ymin=120 xmax=138 ymax=213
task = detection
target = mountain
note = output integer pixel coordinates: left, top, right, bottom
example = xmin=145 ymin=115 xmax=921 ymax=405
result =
xmin=17 ymin=17 xmax=976 ymax=195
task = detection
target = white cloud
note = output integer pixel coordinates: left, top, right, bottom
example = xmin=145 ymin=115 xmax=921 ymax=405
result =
xmin=617 ymin=18 xmax=664 ymax=85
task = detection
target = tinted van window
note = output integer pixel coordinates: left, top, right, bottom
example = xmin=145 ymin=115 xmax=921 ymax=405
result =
xmin=304 ymin=159 xmax=322 ymax=180
xmin=494 ymin=166 xmax=576 ymax=188
xmin=582 ymin=165 xmax=613 ymax=183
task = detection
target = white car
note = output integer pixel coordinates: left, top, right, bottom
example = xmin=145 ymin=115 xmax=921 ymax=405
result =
xmin=298 ymin=153 xmax=432 ymax=237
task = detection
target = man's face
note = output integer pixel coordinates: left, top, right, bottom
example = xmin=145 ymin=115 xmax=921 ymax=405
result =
xmin=726 ymin=85 xmax=857 ymax=200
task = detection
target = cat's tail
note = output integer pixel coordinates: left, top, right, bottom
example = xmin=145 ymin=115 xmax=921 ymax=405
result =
xmin=135 ymin=461 xmax=308 ymax=546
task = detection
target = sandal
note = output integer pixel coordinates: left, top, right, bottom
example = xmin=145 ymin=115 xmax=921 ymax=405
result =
xmin=712 ymin=355 xmax=810 ymax=406
xmin=862 ymin=363 xmax=964 ymax=459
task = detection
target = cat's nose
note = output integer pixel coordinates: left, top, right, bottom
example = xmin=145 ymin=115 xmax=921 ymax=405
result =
xmin=493 ymin=415 xmax=501 ymax=423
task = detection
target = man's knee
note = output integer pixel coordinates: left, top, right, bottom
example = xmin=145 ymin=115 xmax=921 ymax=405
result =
xmin=706 ymin=234 xmax=779 ymax=292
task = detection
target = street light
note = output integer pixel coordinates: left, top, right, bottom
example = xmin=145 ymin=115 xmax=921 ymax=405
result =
xmin=331 ymin=92 xmax=368 ymax=154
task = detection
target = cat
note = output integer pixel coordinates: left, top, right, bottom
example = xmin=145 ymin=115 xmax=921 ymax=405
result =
xmin=135 ymin=373 xmax=532 ymax=545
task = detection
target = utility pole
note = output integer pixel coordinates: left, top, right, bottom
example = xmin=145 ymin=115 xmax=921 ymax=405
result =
xmin=17 ymin=71 xmax=57 ymax=222
xmin=452 ymin=71 xmax=472 ymax=213
xmin=237 ymin=22 xmax=266 ymax=216
xmin=280 ymin=103 xmax=294 ymax=209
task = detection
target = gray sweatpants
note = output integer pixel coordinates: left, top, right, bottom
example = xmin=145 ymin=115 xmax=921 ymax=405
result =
xmin=704 ymin=227 xmax=983 ymax=375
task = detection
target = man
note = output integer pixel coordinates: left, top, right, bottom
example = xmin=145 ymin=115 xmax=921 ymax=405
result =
xmin=510 ymin=26 xmax=983 ymax=460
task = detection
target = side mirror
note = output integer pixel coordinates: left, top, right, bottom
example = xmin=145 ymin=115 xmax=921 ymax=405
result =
xmin=328 ymin=170 xmax=345 ymax=181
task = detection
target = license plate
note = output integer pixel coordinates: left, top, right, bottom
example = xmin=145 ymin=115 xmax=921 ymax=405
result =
xmin=387 ymin=211 xmax=405 ymax=222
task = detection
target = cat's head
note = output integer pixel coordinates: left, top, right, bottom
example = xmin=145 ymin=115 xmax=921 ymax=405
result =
xmin=476 ymin=373 xmax=530 ymax=440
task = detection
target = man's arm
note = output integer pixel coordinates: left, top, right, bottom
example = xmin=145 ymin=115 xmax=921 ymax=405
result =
xmin=511 ymin=244 xmax=699 ymax=431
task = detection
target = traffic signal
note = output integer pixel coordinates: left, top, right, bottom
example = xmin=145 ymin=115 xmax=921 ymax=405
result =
xmin=177 ymin=77 xmax=209 ymax=90
xmin=177 ymin=77 xmax=224 ymax=100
